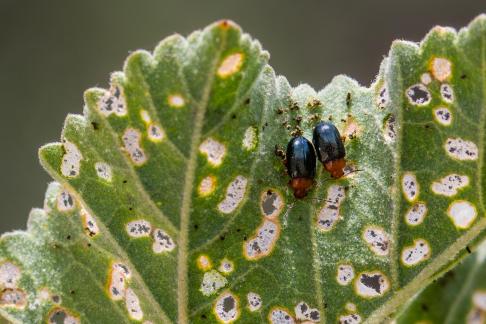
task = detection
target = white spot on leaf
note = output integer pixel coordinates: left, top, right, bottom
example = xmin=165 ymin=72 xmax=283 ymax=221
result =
xmin=197 ymin=255 xmax=212 ymax=271
xmin=376 ymin=86 xmax=389 ymax=109
xmin=168 ymin=94 xmax=185 ymax=108
xmin=0 ymin=288 xmax=26 ymax=309
xmin=445 ymin=138 xmax=478 ymax=161
xmin=363 ymin=226 xmax=390 ymax=256
xmin=432 ymin=174 xmax=469 ymax=196
xmin=242 ymin=126 xmax=257 ymax=150
xmin=218 ymin=176 xmax=248 ymax=214
xmin=440 ymin=84 xmax=454 ymax=103
xmin=198 ymin=175 xmax=216 ymax=197
xmin=448 ymin=200 xmax=477 ymax=229
xmin=431 ymin=57 xmax=452 ymax=81
xmin=126 ymin=220 xmax=152 ymax=238
xmin=200 ymin=270 xmax=227 ymax=296
xmin=0 ymin=262 xmax=21 ymax=289
xmin=125 ymin=288 xmax=143 ymax=321
xmin=61 ymin=141 xmax=83 ymax=178
xmin=95 ymin=162 xmax=113 ymax=182
xmin=295 ymin=302 xmax=320 ymax=322
xmin=269 ymin=308 xmax=295 ymax=324
xmin=317 ymin=185 xmax=346 ymax=231
xmin=81 ymin=208 xmax=99 ymax=237
xmin=147 ymin=124 xmax=165 ymax=142
xmin=402 ymin=172 xmax=419 ymax=202
xmin=406 ymin=84 xmax=431 ymax=106
xmin=244 ymin=220 xmax=280 ymax=260
xmin=420 ymin=73 xmax=432 ymax=85
xmin=339 ymin=314 xmax=361 ymax=324
xmin=214 ymin=291 xmax=239 ymax=323
xmin=99 ymin=85 xmax=127 ymax=117
xmin=354 ymin=271 xmax=390 ymax=298
xmin=405 ymin=202 xmax=427 ymax=226
xmin=337 ymin=264 xmax=355 ymax=286
xmin=140 ymin=110 xmax=151 ymax=123
xmin=217 ymin=53 xmax=244 ymax=78
xmin=247 ymin=292 xmax=262 ymax=312
xmin=199 ymin=138 xmax=226 ymax=166
xmin=473 ymin=291 xmax=486 ymax=311
xmin=433 ymin=107 xmax=452 ymax=126
xmin=401 ymin=239 xmax=431 ymax=267
xmin=122 ymin=128 xmax=147 ymax=165
xmin=108 ymin=263 xmax=131 ymax=301
xmin=57 ymin=190 xmax=75 ymax=212
xmin=218 ymin=259 xmax=234 ymax=275
xmin=152 ymin=228 xmax=176 ymax=253
xmin=383 ymin=115 xmax=397 ymax=143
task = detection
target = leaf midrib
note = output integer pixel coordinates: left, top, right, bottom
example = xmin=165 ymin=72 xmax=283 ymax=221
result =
xmin=176 ymin=29 xmax=229 ymax=324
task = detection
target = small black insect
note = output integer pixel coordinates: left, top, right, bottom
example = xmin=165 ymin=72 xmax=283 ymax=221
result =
xmin=312 ymin=121 xmax=346 ymax=178
xmin=286 ymin=136 xmax=316 ymax=198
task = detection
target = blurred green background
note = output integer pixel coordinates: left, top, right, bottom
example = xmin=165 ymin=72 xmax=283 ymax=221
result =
xmin=0 ymin=0 xmax=485 ymax=232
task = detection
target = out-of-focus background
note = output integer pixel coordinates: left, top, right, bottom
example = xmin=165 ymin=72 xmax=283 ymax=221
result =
xmin=0 ymin=0 xmax=484 ymax=232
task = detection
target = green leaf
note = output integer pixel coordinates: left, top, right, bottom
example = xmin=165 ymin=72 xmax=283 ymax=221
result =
xmin=396 ymin=240 xmax=486 ymax=323
xmin=1 ymin=15 xmax=486 ymax=323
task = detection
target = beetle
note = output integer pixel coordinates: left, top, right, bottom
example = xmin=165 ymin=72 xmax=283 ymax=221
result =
xmin=312 ymin=121 xmax=346 ymax=178
xmin=286 ymin=136 xmax=316 ymax=198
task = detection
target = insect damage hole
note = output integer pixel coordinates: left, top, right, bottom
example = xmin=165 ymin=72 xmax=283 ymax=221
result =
xmin=214 ymin=291 xmax=240 ymax=323
xmin=336 ymin=264 xmax=355 ymax=286
xmin=244 ymin=220 xmax=280 ymax=260
xmin=95 ymin=162 xmax=113 ymax=182
xmin=48 ymin=308 xmax=80 ymax=324
xmin=402 ymin=172 xmax=419 ymax=202
xmin=362 ymin=226 xmax=390 ymax=256
xmin=440 ymin=84 xmax=454 ymax=103
xmin=406 ymin=84 xmax=431 ymax=106
xmin=383 ymin=114 xmax=397 ymax=144
xmin=0 ymin=288 xmax=26 ymax=309
xmin=445 ymin=138 xmax=478 ymax=161
xmin=448 ymin=200 xmax=477 ymax=229
xmin=269 ymin=307 xmax=295 ymax=324
xmin=125 ymin=288 xmax=143 ymax=321
xmin=200 ymin=270 xmax=227 ymax=296
xmin=431 ymin=174 xmax=469 ymax=197
xmin=152 ymin=228 xmax=176 ymax=253
xmin=405 ymin=202 xmax=428 ymax=226
xmin=354 ymin=271 xmax=390 ymax=298
xmin=433 ymin=107 xmax=452 ymax=126
xmin=260 ymin=189 xmax=284 ymax=220
xmin=122 ymin=128 xmax=147 ymax=166
xmin=242 ymin=126 xmax=257 ymax=151
xmin=294 ymin=301 xmax=320 ymax=322
xmin=473 ymin=291 xmax=486 ymax=311
xmin=199 ymin=138 xmax=226 ymax=167
xmin=61 ymin=141 xmax=83 ymax=178
xmin=217 ymin=53 xmax=244 ymax=78
xmin=316 ymin=185 xmax=346 ymax=232
xmin=430 ymin=57 xmax=452 ymax=81
xmin=247 ymin=292 xmax=262 ymax=312
xmin=126 ymin=220 xmax=152 ymax=238
xmin=107 ymin=262 xmax=131 ymax=301
xmin=218 ymin=176 xmax=248 ymax=214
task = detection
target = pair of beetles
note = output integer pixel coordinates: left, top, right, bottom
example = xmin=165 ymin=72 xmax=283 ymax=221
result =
xmin=286 ymin=121 xmax=346 ymax=198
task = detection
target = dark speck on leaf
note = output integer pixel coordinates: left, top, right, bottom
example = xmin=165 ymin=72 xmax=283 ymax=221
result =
xmin=244 ymin=98 xmax=250 ymax=105
xmin=91 ymin=121 xmax=99 ymax=130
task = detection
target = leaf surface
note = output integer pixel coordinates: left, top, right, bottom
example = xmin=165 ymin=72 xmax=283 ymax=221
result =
xmin=1 ymin=16 xmax=486 ymax=324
